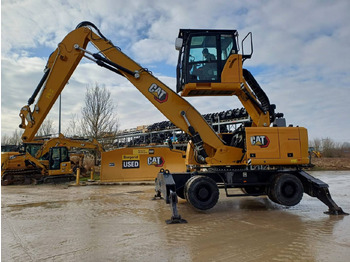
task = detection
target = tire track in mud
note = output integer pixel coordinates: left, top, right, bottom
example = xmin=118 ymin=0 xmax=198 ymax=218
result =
xmin=2 ymin=213 xmax=37 ymax=262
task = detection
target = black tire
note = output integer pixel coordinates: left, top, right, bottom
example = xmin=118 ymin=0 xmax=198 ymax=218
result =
xmin=267 ymin=186 xmax=278 ymax=204
xmin=269 ymin=173 xmax=304 ymax=206
xmin=267 ymin=173 xmax=281 ymax=203
xmin=184 ymin=176 xmax=198 ymax=203
xmin=184 ymin=175 xmax=219 ymax=210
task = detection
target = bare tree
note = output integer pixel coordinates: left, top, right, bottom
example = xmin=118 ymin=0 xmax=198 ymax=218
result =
xmin=322 ymin=137 xmax=336 ymax=157
xmin=80 ymin=83 xmax=118 ymax=145
xmin=310 ymin=138 xmax=322 ymax=152
xmin=1 ymin=134 xmax=10 ymax=145
xmin=37 ymin=119 xmax=54 ymax=137
xmin=65 ymin=114 xmax=83 ymax=137
xmin=1 ymin=129 xmax=23 ymax=146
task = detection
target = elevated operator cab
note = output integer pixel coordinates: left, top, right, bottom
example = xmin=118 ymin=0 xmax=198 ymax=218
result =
xmin=176 ymin=29 xmax=248 ymax=96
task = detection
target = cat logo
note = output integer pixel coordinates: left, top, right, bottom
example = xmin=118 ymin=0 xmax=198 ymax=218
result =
xmin=147 ymin=156 xmax=164 ymax=167
xmin=148 ymin=83 xmax=168 ymax=103
xmin=250 ymin=135 xmax=270 ymax=148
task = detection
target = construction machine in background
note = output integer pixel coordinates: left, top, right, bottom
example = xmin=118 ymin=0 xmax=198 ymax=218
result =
xmin=1 ymin=134 xmax=104 ymax=185
xmin=309 ymin=147 xmax=322 ymax=158
xmin=10 ymin=21 xmax=347 ymax=219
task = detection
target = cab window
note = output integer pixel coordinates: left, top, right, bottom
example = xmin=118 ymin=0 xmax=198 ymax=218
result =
xmin=187 ymin=35 xmax=218 ymax=82
xmin=221 ymin=34 xmax=235 ymax=60
xmin=49 ymin=147 xmax=69 ymax=170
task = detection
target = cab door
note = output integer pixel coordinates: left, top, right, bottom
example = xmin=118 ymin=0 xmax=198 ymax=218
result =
xmin=48 ymin=147 xmax=71 ymax=175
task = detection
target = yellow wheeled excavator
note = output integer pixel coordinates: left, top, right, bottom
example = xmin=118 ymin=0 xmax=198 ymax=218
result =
xmin=10 ymin=21 xmax=347 ymax=220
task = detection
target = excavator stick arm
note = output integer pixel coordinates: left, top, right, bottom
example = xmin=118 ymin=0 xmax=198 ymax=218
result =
xmin=20 ymin=27 xmax=91 ymax=142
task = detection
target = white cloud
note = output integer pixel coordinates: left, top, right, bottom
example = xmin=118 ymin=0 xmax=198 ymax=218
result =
xmin=1 ymin=0 xmax=350 ymax=143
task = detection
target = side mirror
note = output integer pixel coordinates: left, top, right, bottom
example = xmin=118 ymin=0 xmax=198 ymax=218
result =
xmin=175 ymin=38 xmax=183 ymax=51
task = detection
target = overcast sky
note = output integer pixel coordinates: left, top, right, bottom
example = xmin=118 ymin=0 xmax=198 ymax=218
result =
xmin=1 ymin=0 xmax=350 ymax=143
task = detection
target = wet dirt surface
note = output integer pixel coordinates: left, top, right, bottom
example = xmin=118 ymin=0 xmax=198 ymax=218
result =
xmin=2 ymin=171 xmax=350 ymax=262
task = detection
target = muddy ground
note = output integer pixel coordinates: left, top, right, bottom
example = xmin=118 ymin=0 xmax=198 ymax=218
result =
xmin=310 ymin=157 xmax=350 ymax=170
xmin=2 ymin=171 xmax=350 ymax=262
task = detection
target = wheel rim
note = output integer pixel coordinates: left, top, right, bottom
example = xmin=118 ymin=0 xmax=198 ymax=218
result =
xmin=282 ymin=182 xmax=296 ymax=198
xmin=197 ymin=186 xmax=210 ymax=201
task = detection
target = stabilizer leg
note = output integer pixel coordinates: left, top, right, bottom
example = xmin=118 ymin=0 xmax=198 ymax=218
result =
xmin=315 ymin=187 xmax=349 ymax=215
xmin=297 ymin=170 xmax=348 ymax=215
xmin=155 ymin=170 xmax=187 ymax=223
xmin=166 ymin=190 xmax=187 ymax=224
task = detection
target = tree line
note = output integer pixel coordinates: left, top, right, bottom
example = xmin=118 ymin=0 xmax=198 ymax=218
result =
xmin=309 ymin=138 xmax=350 ymax=158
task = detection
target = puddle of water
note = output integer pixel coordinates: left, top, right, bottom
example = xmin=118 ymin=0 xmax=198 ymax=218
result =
xmin=1 ymin=171 xmax=350 ymax=261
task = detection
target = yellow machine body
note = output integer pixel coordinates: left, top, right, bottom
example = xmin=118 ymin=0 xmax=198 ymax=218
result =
xmin=245 ymin=127 xmax=309 ymax=165
xmin=1 ymin=152 xmax=21 ymax=175
xmin=100 ymin=147 xmax=186 ymax=182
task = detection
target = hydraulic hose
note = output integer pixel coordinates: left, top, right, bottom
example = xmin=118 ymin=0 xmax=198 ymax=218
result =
xmin=27 ymin=69 xmax=50 ymax=105
xmin=243 ymin=69 xmax=275 ymax=122
xmin=75 ymin=21 xmax=108 ymax=41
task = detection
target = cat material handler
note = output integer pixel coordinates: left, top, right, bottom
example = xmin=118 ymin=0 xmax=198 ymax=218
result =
xmin=14 ymin=22 xmax=347 ymax=220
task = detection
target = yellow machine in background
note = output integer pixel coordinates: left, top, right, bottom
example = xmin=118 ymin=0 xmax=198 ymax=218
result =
xmin=101 ymin=146 xmax=185 ymax=182
xmin=1 ymin=134 xmax=103 ymax=185
xmin=309 ymin=147 xmax=322 ymax=158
